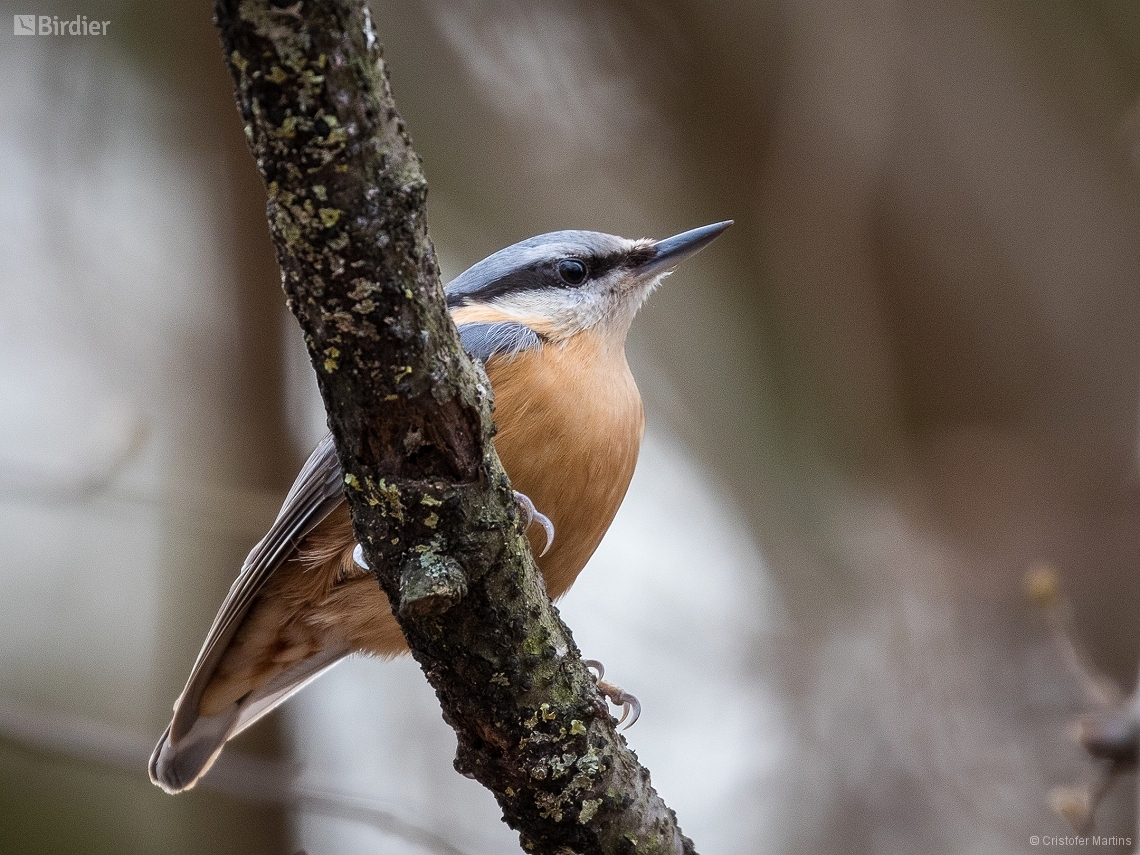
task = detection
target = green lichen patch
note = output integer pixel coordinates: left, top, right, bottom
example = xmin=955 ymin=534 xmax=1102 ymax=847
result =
xmin=579 ymin=798 xmax=602 ymax=824
xmin=399 ymin=548 xmax=467 ymax=618
xmin=347 ymin=278 xmax=380 ymax=299
xmin=365 ymin=477 xmax=404 ymax=521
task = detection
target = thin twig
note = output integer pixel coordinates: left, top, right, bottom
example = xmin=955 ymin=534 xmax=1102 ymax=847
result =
xmin=1026 ymin=564 xmax=1140 ymax=837
xmin=1026 ymin=563 xmax=1123 ymax=708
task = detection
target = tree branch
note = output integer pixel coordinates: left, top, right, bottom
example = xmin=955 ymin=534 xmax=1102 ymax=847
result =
xmin=212 ymin=1 xmax=696 ymax=852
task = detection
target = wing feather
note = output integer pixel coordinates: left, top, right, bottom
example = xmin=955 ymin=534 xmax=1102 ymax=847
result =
xmin=154 ymin=314 xmax=533 ymax=788
xmin=168 ymin=433 xmax=345 ymax=741
xmin=457 ymin=321 xmax=541 ymax=363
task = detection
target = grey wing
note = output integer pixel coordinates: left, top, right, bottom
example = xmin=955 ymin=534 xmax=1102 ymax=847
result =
xmin=155 ymin=434 xmax=345 ymax=760
xmin=457 ymin=321 xmax=541 ymax=363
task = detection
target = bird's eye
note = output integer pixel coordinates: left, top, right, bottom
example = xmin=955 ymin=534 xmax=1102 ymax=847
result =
xmin=556 ymin=259 xmax=588 ymax=286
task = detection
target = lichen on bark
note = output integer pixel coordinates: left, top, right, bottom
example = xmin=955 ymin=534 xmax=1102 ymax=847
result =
xmin=214 ymin=1 xmax=697 ymax=852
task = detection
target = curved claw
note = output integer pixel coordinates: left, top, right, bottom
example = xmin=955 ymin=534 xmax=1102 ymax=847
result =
xmin=598 ymin=679 xmax=641 ymax=730
xmin=513 ymin=490 xmax=555 ymax=557
xmin=352 ymin=542 xmax=370 ymax=571
xmin=584 ymin=659 xmax=640 ymax=730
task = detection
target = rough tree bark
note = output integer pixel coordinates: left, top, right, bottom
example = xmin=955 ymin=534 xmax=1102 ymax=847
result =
xmin=212 ymin=2 xmax=696 ymax=853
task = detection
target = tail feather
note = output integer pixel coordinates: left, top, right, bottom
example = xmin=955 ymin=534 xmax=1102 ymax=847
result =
xmin=149 ymin=709 xmax=239 ymax=794
xmin=149 ymin=647 xmax=350 ymax=793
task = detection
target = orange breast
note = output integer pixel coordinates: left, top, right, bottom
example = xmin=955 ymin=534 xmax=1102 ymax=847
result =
xmin=199 ymin=330 xmax=645 ymax=708
xmin=486 ymin=331 xmax=644 ymax=598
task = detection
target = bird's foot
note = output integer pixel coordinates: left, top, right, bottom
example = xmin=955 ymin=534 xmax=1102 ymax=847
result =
xmin=583 ymin=659 xmax=641 ymax=730
xmin=351 ymin=543 xmax=370 ymax=571
xmin=513 ymin=490 xmax=554 ymax=556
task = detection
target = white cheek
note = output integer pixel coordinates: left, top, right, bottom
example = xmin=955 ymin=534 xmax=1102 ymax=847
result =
xmin=494 ymin=289 xmax=603 ymax=338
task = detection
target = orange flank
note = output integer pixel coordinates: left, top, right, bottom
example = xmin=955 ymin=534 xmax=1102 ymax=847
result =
xmin=196 ymin=328 xmax=644 ymax=717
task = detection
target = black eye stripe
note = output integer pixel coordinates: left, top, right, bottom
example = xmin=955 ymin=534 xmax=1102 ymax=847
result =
xmin=448 ymin=257 xmax=600 ymax=306
xmin=447 ymin=267 xmax=547 ymax=307
xmin=576 ymin=246 xmax=655 ymax=279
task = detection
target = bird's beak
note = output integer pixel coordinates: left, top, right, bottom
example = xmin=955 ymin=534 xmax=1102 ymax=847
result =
xmin=637 ymin=220 xmax=734 ymax=280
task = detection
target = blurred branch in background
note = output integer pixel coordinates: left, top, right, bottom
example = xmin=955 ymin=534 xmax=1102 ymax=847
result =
xmin=0 ymin=697 xmax=470 ymax=855
xmin=1024 ymin=564 xmax=1138 ymax=837
xmin=0 ymin=2 xmax=298 ymax=851
xmin=0 ymin=396 xmax=148 ymax=501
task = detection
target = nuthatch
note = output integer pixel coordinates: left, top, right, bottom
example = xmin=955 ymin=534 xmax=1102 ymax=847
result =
xmin=150 ymin=220 xmax=733 ymax=793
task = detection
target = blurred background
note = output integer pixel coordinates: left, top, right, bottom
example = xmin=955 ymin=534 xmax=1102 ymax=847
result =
xmin=2 ymin=1 xmax=1140 ymax=853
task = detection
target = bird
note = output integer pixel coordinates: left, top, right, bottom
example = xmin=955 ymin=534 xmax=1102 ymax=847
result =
xmin=149 ymin=219 xmax=733 ymax=794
